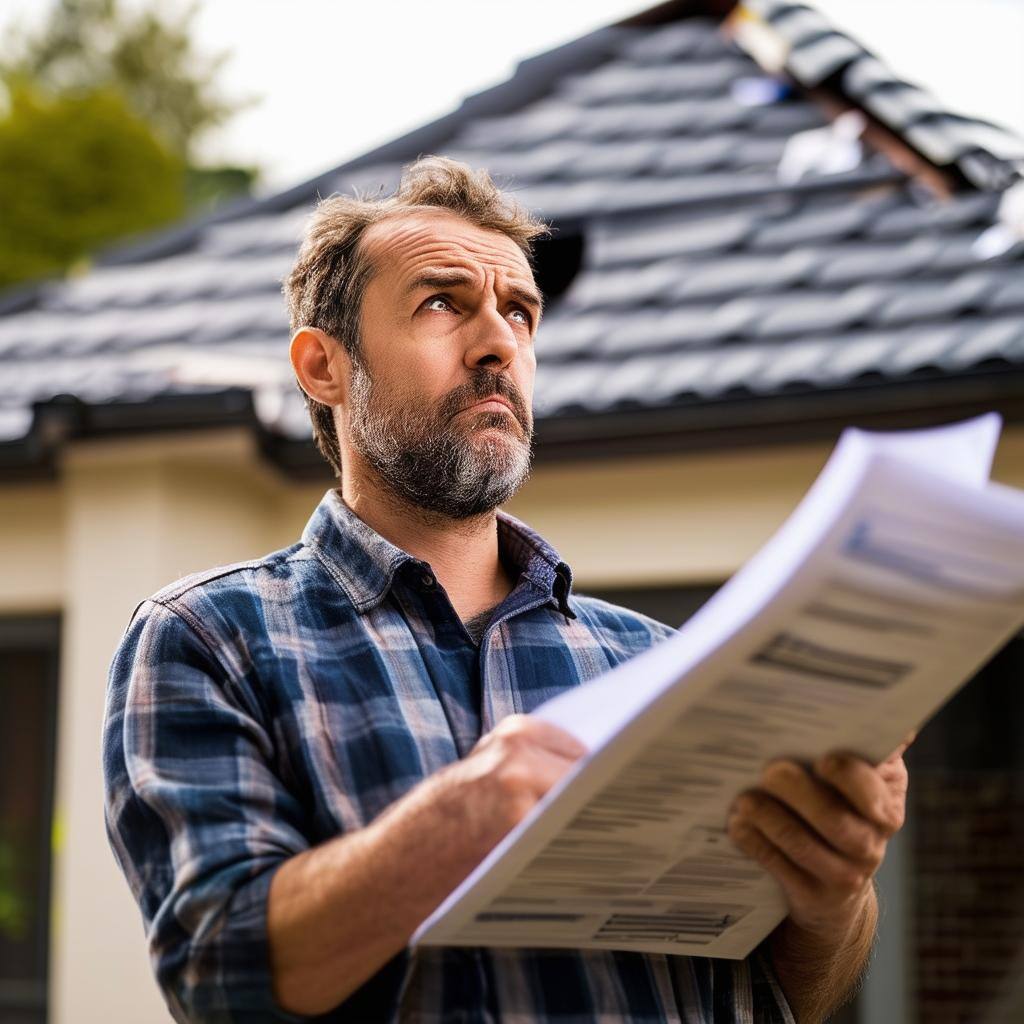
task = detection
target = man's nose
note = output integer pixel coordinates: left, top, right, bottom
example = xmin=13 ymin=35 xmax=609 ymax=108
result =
xmin=464 ymin=304 xmax=518 ymax=370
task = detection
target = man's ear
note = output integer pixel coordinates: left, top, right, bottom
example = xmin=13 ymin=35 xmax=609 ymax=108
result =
xmin=289 ymin=327 xmax=353 ymax=406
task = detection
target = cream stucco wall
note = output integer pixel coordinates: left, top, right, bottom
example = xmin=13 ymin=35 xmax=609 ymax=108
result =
xmin=1 ymin=422 xmax=1023 ymax=1022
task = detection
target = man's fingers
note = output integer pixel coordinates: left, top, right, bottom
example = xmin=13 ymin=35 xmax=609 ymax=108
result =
xmin=487 ymin=714 xmax=589 ymax=760
xmin=757 ymin=760 xmax=882 ymax=863
xmin=730 ymin=792 xmax=876 ymax=889
xmin=813 ymin=752 xmax=905 ymax=835
xmin=886 ymin=731 xmax=916 ymax=762
xmin=726 ymin=813 xmax=816 ymax=901
xmin=522 ymin=747 xmax=584 ymax=798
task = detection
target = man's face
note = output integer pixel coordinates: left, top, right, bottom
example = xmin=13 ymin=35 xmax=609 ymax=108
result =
xmin=341 ymin=209 xmax=541 ymax=519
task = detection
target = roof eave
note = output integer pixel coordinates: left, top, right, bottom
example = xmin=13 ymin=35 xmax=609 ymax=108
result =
xmin=5 ymin=369 xmax=1023 ymax=484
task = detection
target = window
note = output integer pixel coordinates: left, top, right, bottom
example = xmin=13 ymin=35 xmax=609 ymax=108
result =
xmin=0 ymin=617 xmax=60 ymax=1024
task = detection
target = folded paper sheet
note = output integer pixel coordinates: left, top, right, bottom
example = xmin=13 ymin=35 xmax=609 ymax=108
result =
xmin=414 ymin=414 xmax=1024 ymax=959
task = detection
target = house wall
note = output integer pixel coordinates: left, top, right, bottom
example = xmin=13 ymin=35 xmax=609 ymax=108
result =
xmin=0 ymin=423 xmax=1022 ymax=1022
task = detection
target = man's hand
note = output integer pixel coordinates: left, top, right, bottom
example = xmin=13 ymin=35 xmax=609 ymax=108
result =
xmin=268 ymin=714 xmax=586 ymax=1016
xmin=430 ymin=713 xmax=589 ymax=851
xmin=726 ymin=735 xmax=912 ymax=1022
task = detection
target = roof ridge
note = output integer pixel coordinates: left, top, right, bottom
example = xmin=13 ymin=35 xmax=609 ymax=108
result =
xmin=736 ymin=0 xmax=1024 ymax=190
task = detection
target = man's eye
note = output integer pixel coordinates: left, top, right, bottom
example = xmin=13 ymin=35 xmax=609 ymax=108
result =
xmin=425 ymin=296 xmax=455 ymax=312
xmin=508 ymin=307 xmax=531 ymax=326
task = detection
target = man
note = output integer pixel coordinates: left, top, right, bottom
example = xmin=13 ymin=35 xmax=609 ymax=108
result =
xmin=103 ymin=157 xmax=910 ymax=1023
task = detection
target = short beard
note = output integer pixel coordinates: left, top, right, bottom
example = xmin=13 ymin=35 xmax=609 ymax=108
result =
xmin=346 ymin=358 xmax=534 ymax=521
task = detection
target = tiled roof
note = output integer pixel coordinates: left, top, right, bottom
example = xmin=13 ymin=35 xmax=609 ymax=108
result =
xmin=2 ymin=1 xmax=1023 ymax=473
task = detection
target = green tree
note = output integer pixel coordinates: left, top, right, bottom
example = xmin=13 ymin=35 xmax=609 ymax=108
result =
xmin=0 ymin=80 xmax=186 ymax=289
xmin=1 ymin=0 xmax=251 ymax=162
xmin=0 ymin=0 xmax=260 ymax=289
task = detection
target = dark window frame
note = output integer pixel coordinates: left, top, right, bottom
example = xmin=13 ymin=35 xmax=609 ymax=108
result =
xmin=0 ymin=614 xmax=60 ymax=1022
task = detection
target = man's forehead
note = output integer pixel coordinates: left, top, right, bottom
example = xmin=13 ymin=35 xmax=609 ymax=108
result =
xmin=362 ymin=209 xmax=533 ymax=281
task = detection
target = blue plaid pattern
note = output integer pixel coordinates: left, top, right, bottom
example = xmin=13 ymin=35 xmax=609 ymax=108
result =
xmin=103 ymin=489 xmax=795 ymax=1023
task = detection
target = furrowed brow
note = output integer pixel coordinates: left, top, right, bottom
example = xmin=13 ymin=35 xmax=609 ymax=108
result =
xmin=403 ymin=270 xmax=476 ymax=297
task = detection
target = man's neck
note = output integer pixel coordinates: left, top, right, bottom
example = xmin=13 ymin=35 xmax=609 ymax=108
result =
xmin=340 ymin=474 xmax=515 ymax=622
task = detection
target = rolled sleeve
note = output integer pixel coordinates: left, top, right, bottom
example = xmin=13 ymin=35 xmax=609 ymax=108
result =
xmin=102 ymin=598 xmax=313 ymax=1023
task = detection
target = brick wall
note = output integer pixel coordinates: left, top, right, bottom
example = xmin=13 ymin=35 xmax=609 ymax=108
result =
xmin=912 ymin=773 xmax=1024 ymax=1024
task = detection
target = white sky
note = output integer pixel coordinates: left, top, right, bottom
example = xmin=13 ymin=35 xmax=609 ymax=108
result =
xmin=1 ymin=0 xmax=1022 ymax=194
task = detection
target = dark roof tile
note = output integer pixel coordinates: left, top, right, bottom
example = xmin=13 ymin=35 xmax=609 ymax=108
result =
xmin=860 ymin=84 xmax=946 ymax=131
xmin=743 ymin=101 xmax=825 ymax=135
xmin=873 ymin=271 xmax=997 ymax=325
xmin=671 ymin=251 xmax=815 ymax=301
xmin=841 ymin=55 xmax=894 ymax=99
xmin=618 ymin=18 xmax=733 ymax=62
xmin=750 ymin=285 xmax=892 ymax=337
xmin=591 ymin=207 xmax=764 ymax=266
xmin=944 ymin=318 xmax=1024 ymax=369
xmin=986 ymin=274 xmax=1024 ymax=313
xmin=640 ymin=349 xmax=720 ymax=403
xmin=555 ymin=140 xmax=663 ymax=179
xmin=865 ymin=191 xmax=999 ymax=238
xmin=747 ymin=337 xmax=835 ymax=390
xmin=582 ymin=354 xmax=664 ymax=408
xmin=455 ymin=101 xmax=580 ymax=149
xmin=559 ymin=56 xmax=753 ymax=104
xmin=561 ymin=260 xmax=685 ymax=310
xmin=810 ymin=238 xmax=942 ymax=286
xmin=48 ymin=254 xmax=291 ymax=312
xmin=821 ymin=333 xmax=896 ymax=382
xmin=196 ymin=208 xmax=310 ymax=258
xmin=591 ymin=308 xmax=719 ymax=355
xmin=655 ymin=134 xmax=789 ymax=173
xmin=785 ymin=33 xmax=866 ymax=86
xmin=532 ymin=360 xmax=608 ymax=415
xmin=446 ymin=143 xmax=583 ymax=182
xmin=751 ymin=202 xmax=871 ymax=248
xmin=881 ymin=323 xmax=965 ymax=374
xmin=568 ymin=97 xmax=751 ymax=139
xmin=535 ymin=314 xmax=608 ymax=360
xmin=694 ymin=344 xmax=772 ymax=396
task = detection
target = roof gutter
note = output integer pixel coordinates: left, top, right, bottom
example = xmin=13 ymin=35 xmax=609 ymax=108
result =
xmin=4 ymin=370 xmax=1023 ymax=484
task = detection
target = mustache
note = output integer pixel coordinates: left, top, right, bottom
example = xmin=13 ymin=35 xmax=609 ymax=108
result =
xmin=440 ymin=371 xmax=531 ymax=431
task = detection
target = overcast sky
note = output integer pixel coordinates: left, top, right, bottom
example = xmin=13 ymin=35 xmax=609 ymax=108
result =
xmin=2 ymin=0 xmax=1022 ymax=193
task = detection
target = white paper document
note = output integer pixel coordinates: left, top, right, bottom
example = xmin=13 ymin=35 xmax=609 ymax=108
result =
xmin=414 ymin=413 xmax=1024 ymax=960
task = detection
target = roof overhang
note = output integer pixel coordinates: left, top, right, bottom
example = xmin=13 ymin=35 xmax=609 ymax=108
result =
xmin=4 ymin=369 xmax=1023 ymax=483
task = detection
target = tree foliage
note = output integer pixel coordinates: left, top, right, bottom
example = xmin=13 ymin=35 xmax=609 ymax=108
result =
xmin=0 ymin=80 xmax=186 ymax=289
xmin=0 ymin=0 xmax=259 ymax=290
xmin=0 ymin=0 xmax=251 ymax=160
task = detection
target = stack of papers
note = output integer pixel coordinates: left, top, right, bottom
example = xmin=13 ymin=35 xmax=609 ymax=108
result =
xmin=414 ymin=414 xmax=1024 ymax=959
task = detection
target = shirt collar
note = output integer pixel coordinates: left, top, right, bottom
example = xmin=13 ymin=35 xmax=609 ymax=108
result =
xmin=301 ymin=489 xmax=575 ymax=616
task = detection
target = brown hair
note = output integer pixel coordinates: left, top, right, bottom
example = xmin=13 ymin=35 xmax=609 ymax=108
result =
xmin=282 ymin=155 xmax=549 ymax=479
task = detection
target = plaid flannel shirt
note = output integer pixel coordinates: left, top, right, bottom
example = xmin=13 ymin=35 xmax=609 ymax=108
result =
xmin=102 ymin=488 xmax=795 ymax=1023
